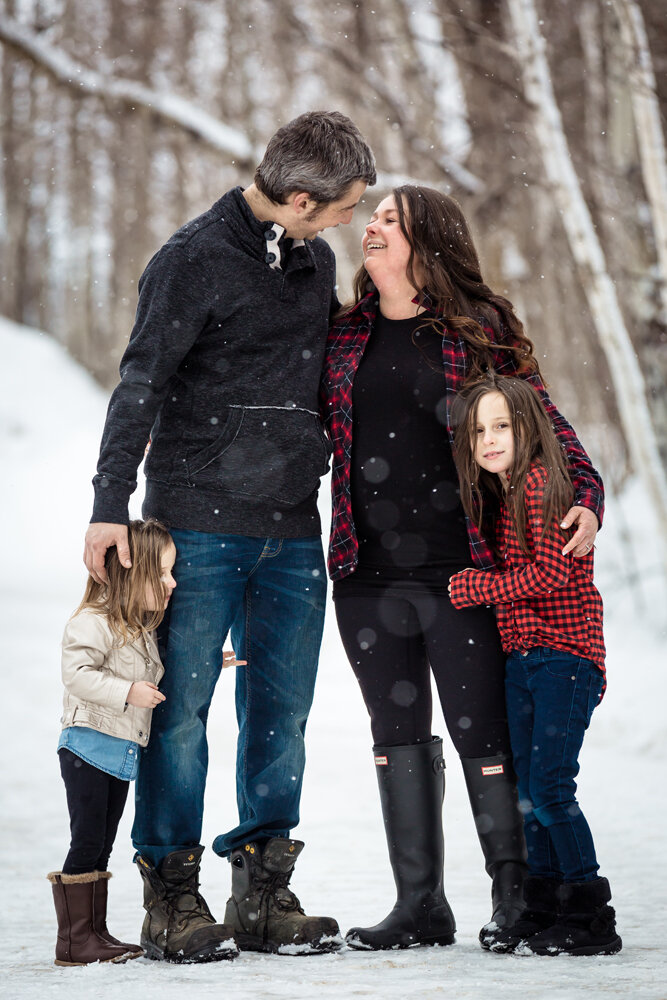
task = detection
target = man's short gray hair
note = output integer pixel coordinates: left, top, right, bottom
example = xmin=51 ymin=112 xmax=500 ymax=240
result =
xmin=255 ymin=111 xmax=376 ymax=205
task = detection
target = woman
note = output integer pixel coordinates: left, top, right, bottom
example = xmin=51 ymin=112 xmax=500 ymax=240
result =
xmin=320 ymin=186 xmax=603 ymax=951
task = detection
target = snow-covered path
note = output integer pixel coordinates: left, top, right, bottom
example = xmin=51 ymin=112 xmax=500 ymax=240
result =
xmin=1 ymin=317 xmax=664 ymax=999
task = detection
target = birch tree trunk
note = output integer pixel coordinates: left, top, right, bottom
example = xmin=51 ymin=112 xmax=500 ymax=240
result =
xmin=614 ymin=0 xmax=667 ymax=322
xmin=506 ymin=0 xmax=667 ymax=566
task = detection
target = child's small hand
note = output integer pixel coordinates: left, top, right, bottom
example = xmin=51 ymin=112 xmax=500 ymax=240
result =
xmin=448 ymin=568 xmax=472 ymax=597
xmin=222 ymin=650 xmax=247 ymax=668
xmin=127 ymin=681 xmax=166 ymax=708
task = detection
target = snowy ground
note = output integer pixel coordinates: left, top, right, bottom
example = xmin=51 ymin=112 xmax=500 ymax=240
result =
xmin=1 ymin=315 xmax=665 ymax=999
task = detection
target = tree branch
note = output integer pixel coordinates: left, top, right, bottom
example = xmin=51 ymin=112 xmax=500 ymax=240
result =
xmin=279 ymin=5 xmax=484 ymax=195
xmin=0 ymin=16 xmax=255 ymax=164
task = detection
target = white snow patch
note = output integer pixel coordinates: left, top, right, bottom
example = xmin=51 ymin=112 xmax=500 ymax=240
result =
xmin=0 ymin=315 xmax=664 ymax=998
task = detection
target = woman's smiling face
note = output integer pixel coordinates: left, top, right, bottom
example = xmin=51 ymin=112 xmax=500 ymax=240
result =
xmin=362 ymin=195 xmax=417 ymax=288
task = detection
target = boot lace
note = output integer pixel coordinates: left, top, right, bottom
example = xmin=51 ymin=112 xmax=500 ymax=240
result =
xmin=164 ymin=872 xmax=214 ymax=923
xmin=258 ymin=870 xmax=305 ymax=914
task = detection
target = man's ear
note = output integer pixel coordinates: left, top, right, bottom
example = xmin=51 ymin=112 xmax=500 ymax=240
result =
xmin=291 ymin=191 xmax=317 ymax=215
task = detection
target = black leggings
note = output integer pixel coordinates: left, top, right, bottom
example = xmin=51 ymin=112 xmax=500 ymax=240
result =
xmin=334 ymin=583 xmax=511 ymax=757
xmin=59 ymin=748 xmax=129 ymax=874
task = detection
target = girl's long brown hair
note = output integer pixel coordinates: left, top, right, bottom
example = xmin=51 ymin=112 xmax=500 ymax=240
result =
xmin=348 ymin=185 xmax=538 ymax=378
xmin=452 ymin=374 xmax=574 ymax=554
xmin=76 ymin=519 xmax=174 ymax=642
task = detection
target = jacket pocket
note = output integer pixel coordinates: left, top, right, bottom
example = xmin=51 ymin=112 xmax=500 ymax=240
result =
xmin=186 ymin=405 xmax=332 ymax=505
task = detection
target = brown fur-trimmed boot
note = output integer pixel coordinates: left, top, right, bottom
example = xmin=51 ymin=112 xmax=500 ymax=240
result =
xmin=48 ymin=871 xmax=135 ymax=966
xmin=93 ymin=872 xmax=143 ymax=958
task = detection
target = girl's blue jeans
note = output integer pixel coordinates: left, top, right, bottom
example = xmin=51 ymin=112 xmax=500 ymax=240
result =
xmin=505 ymin=647 xmax=604 ymax=882
xmin=131 ymin=530 xmax=326 ymax=865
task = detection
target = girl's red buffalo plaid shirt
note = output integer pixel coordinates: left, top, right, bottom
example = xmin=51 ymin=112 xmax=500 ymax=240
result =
xmin=449 ymin=463 xmax=606 ymax=679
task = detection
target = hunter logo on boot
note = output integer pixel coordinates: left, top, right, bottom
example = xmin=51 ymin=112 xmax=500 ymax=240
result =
xmin=374 ymin=755 xmax=388 ymax=766
xmin=481 ymin=764 xmax=504 ymax=776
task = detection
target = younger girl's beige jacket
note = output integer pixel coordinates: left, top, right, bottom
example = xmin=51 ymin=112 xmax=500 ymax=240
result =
xmin=60 ymin=608 xmax=164 ymax=747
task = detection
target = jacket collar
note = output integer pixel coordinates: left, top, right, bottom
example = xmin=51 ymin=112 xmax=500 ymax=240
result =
xmin=219 ymin=187 xmax=317 ymax=274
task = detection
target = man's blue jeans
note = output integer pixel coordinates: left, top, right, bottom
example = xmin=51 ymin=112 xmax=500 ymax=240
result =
xmin=505 ymin=647 xmax=604 ymax=882
xmin=132 ymin=531 xmax=326 ymax=865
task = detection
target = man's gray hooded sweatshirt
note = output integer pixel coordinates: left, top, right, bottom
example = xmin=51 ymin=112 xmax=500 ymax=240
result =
xmin=92 ymin=187 xmax=337 ymax=536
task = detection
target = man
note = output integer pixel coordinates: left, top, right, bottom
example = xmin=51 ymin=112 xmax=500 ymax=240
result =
xmin=84 ymin=111 xmax=376 ymax=962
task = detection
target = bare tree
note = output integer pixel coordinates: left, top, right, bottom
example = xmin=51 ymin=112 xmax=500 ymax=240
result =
xmin=1 ymin=0 xmax=666 ymax=561
xmin=507 ymin=0 xmax=667 ymax=564
xmin=614 ymin=0 xmax=667 ymax=321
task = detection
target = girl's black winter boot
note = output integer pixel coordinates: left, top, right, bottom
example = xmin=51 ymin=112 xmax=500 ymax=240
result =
xmin=520 ymin=876 xmax=622 ymax=956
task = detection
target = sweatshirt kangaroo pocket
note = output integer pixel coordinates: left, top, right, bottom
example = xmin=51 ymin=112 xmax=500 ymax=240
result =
xmin=186 ymin=405 xmax=332 ymax=505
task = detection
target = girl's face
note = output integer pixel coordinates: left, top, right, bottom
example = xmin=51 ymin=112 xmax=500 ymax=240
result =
xmin=474 ymin=391 xmax=514 ymax=485
xmin=144 ymin=541 xmax=177 ymax=611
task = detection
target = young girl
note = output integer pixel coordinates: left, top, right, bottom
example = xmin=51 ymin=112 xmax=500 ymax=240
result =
xmin=48 ymin=519 xmax=176 ymax=966
xmin=448 ymin=374 xmax=621 ymax=957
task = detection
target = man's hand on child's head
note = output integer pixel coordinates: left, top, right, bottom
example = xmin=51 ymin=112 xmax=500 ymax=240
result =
xmin=84 ymin=522 xmax=132 ymax=584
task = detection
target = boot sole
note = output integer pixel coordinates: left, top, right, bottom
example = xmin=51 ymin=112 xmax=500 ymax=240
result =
xmin=481 ymin=939 xmax=516 ymax=953
xmin=234 ymin=931 xmax=344 ymax=955
xmin=518 ymin=935 xmax=623 ymax=957
xmin=141 ymin=939 xmax=239 ymax=963
xmin=54 ymin=951 xmax=138 ymax=966
xmin=346 ymin=932 xmax=456 ymax=951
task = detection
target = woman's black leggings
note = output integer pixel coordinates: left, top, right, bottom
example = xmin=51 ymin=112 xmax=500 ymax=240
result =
xmin=59 ymin=748 xmax=129 ymax=874
xmin=334 ymin=583 xmax=511 ymax=757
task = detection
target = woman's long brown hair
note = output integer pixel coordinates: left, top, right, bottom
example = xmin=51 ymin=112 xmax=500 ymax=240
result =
xmin=452 ymin=374 xmax=574 ymax=554
xmin=348 ymin=185 xmax=538 ymax=379
xmin=75 ymin=519 xmax=174 ymax=642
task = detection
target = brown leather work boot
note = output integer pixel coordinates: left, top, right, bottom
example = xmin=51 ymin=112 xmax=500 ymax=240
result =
xmin=48 ymin=871 xmax=135 ymax=966
xmin=224 ymin=838 xmax=342 ymax=954
xmin=136 ymin=846 xmax=239 ymax=962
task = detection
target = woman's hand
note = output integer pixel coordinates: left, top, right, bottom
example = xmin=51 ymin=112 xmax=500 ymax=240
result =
xmin=127 ymin=681 xmax=166 ymax=709
xmin=222 ymin=650 xmax=247 ymax=668
xmin=560 ymin=506 xmax=598 ymax=558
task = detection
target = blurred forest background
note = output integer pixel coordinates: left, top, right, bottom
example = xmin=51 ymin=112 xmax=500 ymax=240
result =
xmin=1 ymin=0 xmax=666 ymax=559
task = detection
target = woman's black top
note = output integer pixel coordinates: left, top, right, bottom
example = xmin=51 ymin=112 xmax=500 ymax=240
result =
xmin=341 ymin=311 xmax=471 ymax=589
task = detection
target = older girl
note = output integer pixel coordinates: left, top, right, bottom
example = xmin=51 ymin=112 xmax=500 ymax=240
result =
xmin=449 ymin=374 xmax=621 ymax=956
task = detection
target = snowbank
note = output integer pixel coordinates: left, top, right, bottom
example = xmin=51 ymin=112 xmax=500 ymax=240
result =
xmin=1 ymin=316 xmax=663 ymax=999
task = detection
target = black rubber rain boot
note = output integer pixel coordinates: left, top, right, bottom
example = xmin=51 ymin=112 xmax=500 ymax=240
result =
xmin=346 ymin=737 xmax=456 ymax=950
xmin=461 ymin=754 xmax=528 ymax=949
xmin=485 ymin=875 xmax=560 ymax=953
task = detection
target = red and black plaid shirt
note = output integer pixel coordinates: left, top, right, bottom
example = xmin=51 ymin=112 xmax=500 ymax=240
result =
xmin=321 ymin=293 xmax=604 ymax=582
xmin=449 ymin=464 xmax=606 ymax=676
